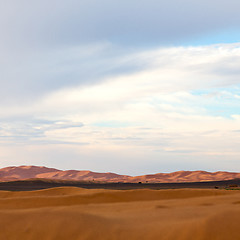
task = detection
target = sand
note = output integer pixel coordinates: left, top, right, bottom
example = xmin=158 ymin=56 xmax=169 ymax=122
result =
xmin=0 ymin=187 xmax=240 ymax=239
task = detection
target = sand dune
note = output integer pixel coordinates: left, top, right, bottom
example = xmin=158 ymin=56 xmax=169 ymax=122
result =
xmin=0 ymin=187 xmax=240 ymax=239
xmin=0 ymin=188 xmax=232 ymax=209
xmin=1 ymin=165 xmax=240 ymax=183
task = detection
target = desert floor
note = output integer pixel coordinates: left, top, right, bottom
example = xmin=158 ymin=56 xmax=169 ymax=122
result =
xmin=0 ymin=187 xmax=240 ymax=240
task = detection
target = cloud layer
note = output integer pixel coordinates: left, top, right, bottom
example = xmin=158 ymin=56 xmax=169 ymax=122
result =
xmin=1 ymin=0 xmax=240 ymax=48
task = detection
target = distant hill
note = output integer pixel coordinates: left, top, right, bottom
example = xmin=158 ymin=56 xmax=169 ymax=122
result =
xmin=0 ymin=166 xmax=240 ymax=183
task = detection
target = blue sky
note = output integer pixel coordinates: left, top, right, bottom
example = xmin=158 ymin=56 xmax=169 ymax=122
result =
xmin=0 ymin=0 xmax=240 ymax=175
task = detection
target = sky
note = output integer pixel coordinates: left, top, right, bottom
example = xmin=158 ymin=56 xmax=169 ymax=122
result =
xmin=0 ymin=0 xmax=240 ymax=175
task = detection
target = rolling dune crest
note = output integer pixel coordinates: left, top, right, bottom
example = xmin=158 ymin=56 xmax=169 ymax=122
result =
xmin=0 ymin=187 xmax=240 ymax=239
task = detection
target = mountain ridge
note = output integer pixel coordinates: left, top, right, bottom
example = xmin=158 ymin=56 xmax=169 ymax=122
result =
xmin=0 ymin=166 xmax=240 ymax=183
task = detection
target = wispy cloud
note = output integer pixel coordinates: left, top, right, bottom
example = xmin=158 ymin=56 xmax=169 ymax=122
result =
xmin=0 ymin=118 xmax=84 ymax=145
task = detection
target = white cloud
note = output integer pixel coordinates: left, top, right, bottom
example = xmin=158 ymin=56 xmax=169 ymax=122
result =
xmin=35 ymin=43 xmax=240 ymax=115
xmin=1 ymin=43 xmax=240 ymax=173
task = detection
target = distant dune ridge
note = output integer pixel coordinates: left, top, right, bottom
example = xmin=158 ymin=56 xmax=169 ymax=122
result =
xmin=0 ymin=166 xmax=240 ymax=183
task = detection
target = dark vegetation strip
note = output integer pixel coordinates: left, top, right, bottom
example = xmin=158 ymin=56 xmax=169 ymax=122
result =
xmin=0 ymin=178 xmax=240 ymax=191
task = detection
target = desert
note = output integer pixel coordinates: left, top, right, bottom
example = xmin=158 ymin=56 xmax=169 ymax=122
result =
xmin=2 ymin=1 xmax=240 ymax=239
xmin=1 ymin=186 xmax=240 ymax=240
xmin=1 ymin=166 xmax=240 ymax=239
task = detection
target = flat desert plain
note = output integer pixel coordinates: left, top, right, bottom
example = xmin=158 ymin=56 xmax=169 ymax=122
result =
xmin=0 ymin=187 xmax=240 ymax=240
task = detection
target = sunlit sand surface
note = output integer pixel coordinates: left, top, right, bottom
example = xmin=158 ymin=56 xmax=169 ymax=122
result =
xmin=0 ymin=187 xmax=240 ymax=239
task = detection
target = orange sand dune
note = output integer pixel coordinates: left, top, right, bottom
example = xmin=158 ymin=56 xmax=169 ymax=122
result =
xmin=1 ymin=165 xmax=240 ymax=182
xmin=0 ymin=187 xmax=240 ymax=239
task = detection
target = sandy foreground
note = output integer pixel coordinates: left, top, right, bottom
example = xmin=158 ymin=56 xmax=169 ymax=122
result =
xmin=0 ymin=187 xmax=240 ymax=240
